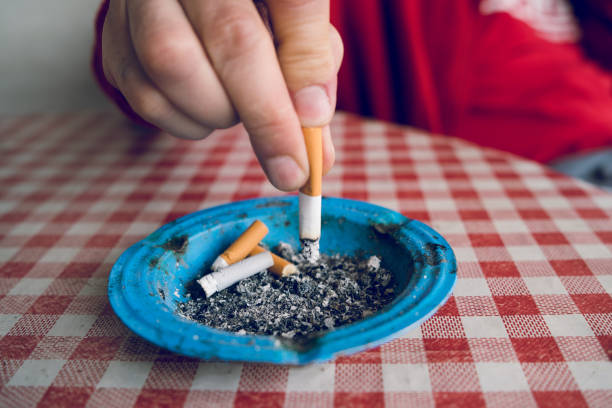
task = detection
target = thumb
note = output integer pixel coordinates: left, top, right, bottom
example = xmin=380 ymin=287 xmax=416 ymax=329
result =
xmin=266 ymin=0 xmax=336 ymax=127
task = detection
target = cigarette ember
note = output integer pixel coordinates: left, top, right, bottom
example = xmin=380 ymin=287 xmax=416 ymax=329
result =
xmin=177 ymin=245 xmax=397 ymax=342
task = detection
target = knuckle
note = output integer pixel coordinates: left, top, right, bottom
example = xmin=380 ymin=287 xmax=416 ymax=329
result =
xmin=128 ymin=86 xmax=168 ymax=123
xmin=139 ymin=30 xmax=198 ymax=81
xmin=206 ymin=7 xmax=265 ymax=65
xmin=280 ymin=45 xmax=335 ymax=86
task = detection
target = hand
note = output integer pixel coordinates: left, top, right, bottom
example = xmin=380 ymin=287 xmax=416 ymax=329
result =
xmin=101 ymin=0 xmax=343 ymax=191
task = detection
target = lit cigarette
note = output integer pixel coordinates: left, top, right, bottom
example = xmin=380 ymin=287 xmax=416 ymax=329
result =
xmin=299 ymin=127 xmax=322 ymax=241
xmin=199 ymin=251 xmax=274 ymax=297
xmin=249 ymin=245 xmax=298 ymax=277
xmin=211 ymin=220 xmax=269 ymax=270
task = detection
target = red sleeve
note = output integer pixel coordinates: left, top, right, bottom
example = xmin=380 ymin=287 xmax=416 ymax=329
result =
xmin=569 ymin=0 xmax=612 ymax=71
xmin=331 ymin=0 xmax=612 ymax=163
xmin=92 ymin=0 xmax=155 ymax=129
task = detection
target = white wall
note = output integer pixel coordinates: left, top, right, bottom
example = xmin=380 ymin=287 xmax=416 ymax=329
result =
xmin=0 ymin=0 xmax=112 ymax=113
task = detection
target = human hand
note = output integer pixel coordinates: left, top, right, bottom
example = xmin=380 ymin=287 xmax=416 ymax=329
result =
xmin=101 ymin=0 xmax=343 ymax=191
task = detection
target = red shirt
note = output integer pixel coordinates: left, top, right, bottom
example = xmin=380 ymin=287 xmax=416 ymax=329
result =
xmin=93 ymin=0 xmax=612 ymax=162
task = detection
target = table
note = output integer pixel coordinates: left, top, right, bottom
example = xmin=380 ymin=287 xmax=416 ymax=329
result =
xmin=1 ymin=112 xmax=610 ymax=408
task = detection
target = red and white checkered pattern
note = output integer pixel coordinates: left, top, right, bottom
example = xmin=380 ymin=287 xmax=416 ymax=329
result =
xmin=1 ymin=112 xmax=611 ymax=408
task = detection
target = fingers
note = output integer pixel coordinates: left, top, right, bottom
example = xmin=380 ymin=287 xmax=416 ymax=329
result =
xmin=103 ymin=0 xmax=340 ymax=190
xmin=102 ymin=0 xmax=211 ymax=139
xmin=266 ymin=0 xmax=336 ymax=127
xmin=126 ymin=0 xmax=237 ymax=129
xmin=322 ymin=29 xmax=340 ymax=175
xmin=117 ymin=63 xmax=213 ymax=140
xmin=182 ymin=0 xmax=309 ymax=191
xmin=328 ymin=24 xmax=343 ymax=109
xmin=209 ymin=123 xmax=335 ymax=178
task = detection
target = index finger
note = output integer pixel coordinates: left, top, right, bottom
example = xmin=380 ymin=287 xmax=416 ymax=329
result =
xmin=181 ymin=0 xmax=308 ymax=191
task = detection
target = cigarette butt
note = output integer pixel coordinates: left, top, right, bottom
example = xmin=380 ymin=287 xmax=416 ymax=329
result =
xmin=250 ymin=245 xmax=298 ymax=277
xmin=212 ymin=220 xmax=269 ymax=270
xmin=299 ymin=127 xmax=323 ymax=197
xmin=299 ymin=193 xmax=321 ymax=240
xmin=199 ymin=251 xmax=274 ymax=297
xmin=299 ymin=127 xmax=322 ymax=242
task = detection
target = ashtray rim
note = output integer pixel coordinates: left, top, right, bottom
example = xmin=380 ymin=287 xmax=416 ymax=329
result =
xmin=108 ymin=196 xmax=457 ymax=364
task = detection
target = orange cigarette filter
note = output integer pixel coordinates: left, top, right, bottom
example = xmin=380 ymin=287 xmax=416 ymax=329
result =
xmin=299 ymin=127 xmax=323 ymax=197
xmin=216 ymin=220 xmax=268 ymax=267
xmin=249 ymin=245 xmax=298 ymax=277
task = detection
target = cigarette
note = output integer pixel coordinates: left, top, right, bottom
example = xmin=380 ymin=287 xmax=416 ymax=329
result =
xmin=249 ymin=245 xmax=298 ymax=277
xmin=199 ymin=251 xmax=274 ymax=297
xmin=211 ymin=220 xmax=269 ymax=270
xmin=299 ymin=127 xmax=322 ymax=241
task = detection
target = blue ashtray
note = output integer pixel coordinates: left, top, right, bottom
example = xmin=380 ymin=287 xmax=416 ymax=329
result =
xmin=108 ymin=196 xmax=456 ymax=364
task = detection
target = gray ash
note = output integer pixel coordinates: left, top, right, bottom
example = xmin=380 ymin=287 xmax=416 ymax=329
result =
xmin=300 ymin=239 xmax=320 ymax=263
xmin=176 ymin=244 xmax=397 ymax=342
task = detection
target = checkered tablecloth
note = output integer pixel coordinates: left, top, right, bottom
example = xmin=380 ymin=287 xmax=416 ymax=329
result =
xmin=1 ymin=112 xmax=610 ymax=408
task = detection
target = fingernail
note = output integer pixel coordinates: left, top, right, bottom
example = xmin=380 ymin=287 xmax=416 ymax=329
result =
xmin=265 ymin=155 xmax=307 ymax=191
xmin=293 ymin=85 xmax=332 ymax=126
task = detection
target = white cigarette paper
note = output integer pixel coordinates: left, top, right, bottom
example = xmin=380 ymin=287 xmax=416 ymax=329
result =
xmin=299 ymin=192 xmax=321 ymax=240
xmin=211 ymin=256 xmax=228 ymax=271
xmin=198 ymin=251 xmax=274 ymax=297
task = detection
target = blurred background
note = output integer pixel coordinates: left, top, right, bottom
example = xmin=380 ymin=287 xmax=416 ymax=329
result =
xmin=0 ymin=0 xmax=111 ymax=113
xmin=1 ymin=0 xmax=610 ymax=181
